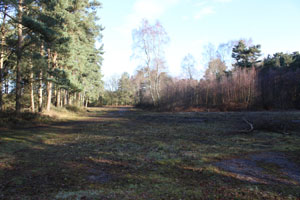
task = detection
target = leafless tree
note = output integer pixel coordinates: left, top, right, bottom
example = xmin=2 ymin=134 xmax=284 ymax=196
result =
xmin=105 ymin=74 xmax=120 ymax=105
xmin=204 ymin=58 xmax=227 ymax=80
xmin=181 ymin=53 xmax=197 ymax=80
xmin=132 ymin=19 xmax=169 ymax=106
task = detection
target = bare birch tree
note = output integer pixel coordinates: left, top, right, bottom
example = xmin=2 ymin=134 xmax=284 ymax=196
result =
xmin=181 ymin=54 xmax=197 ymax=80
xmin=132 ymin=19 xmax=169 ymax=106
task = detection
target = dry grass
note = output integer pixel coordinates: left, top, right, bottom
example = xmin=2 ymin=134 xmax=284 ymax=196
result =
xmin=0 ymin=107 xmax=300 ymax=199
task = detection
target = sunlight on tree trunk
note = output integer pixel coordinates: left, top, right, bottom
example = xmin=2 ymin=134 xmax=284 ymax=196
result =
xmin=16 ymin=0 xmax=23 ymax=114
xmin=132 ymin=19 xmax=169 ymax=107
xmin=30 ymin=60 xmax=35 ymax=112
xmin=0 ymin=4 xmax=8 ymax=111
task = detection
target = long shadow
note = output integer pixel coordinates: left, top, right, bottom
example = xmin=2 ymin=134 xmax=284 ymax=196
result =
xmin=1 ymin=139 xmax=299 ymax=199
xmin=0 ymin=108 xmax=300 ymax=199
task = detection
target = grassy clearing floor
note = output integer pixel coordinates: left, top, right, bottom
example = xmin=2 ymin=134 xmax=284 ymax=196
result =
xmin=0 ymin=107 xmax=300 ymax=199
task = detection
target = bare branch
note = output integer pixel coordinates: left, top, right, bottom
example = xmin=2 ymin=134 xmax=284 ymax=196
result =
xmin=239 ymin=117 xmax=254 ymax=133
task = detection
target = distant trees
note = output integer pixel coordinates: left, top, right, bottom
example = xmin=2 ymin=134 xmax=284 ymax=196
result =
xmin=103 ymin=73 xmax=135 ymax=106
xmin=117 ymin=72 xmax=134 ymax=105
xmin=97 ymin=28 xmax=299 ymax=111
xmin=205 ymin=58 xmax=227 ymax=80
xmin=263 ymin=52 xmax=298 ymax=68
xmin=232 ymin=40 xmax=261 ymax=68
xmin=181 ymin=54 xmax=197 ymax=80
xmin=105 ymin=74 xmax=120 ymax=106
xmin=105 ymin=38 xmax=298 ymax=111
xmin=259 ymin=52 xmax=300 ymax=109
xmin=132 ymin=19 xmax=169 ymax=106
xmin=99 ymin=42 xmax=299 ymax=111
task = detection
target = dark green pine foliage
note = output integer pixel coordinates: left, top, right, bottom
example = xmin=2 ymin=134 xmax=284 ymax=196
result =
xmin=117 ymin=72 xmax=134 ymax=105
xmin=61 ymin=0 xmax=104 ymax=105
xmin=263 ymin=52 xmax=300 ymax=68
xmin=232 ymin=40 xmax=261 ymax=68
xmin=0 ymin=0 xmax=104 ymax=112
xmin=34 ymin=0 xmax=104 ymax=109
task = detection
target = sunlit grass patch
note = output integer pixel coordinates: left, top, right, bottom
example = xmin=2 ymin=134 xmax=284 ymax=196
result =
xmin=1 ymin=108 xmax=300 ymax=199
xmin=55 ymin=190 xmax=104 ymax=200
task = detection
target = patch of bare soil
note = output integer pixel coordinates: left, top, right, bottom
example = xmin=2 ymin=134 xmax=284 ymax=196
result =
xmin=135 ymin=115 xmax=206 ymax=124
xmin=215 ymin=152 xmax=300 ymax=185
xmin=87 ymin=169 xmax=111 ymax=184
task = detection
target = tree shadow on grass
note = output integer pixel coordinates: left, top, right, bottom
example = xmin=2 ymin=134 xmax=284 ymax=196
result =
xmin=1 ymin=108 xmax=300 ymax=199
xmin=1 ymin=132 xmax=299 ymax=199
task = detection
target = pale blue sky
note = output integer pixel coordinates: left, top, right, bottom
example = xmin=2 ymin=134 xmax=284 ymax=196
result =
xmin=97 ymin=0 xmax=300 ymax=79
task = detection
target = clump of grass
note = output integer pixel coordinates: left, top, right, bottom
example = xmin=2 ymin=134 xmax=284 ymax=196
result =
xmin=65 ymin=105 xmax=84 ymax=113
xmin=44 ymin=105 xmax=88 ymax=121
xmin=0 ymin=105 xmax=88 ymax=129
xmin=0 ymin=111 xmax=55 ymax=128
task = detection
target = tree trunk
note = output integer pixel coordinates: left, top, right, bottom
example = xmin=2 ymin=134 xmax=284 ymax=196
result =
xmin=85 ymin=97 xmax=88 ymax=108
xmin=82 ymin=93 xmax=85 ymax=107
xmin=46 ymin=82 xmax=52 ymax=111
xmin=56 ymin=88 xmax=61 ymax=107
xmin=38 ymin=44 xmax=44 ymax=112
xmin=64 ymin=90 xmax=68 ymax=106
xmin=205 ymin=84 xmax=209 ymax=106
xmin=46 ymin=50 xmax=57 ymax=111
xmin=77 ymin=92 xmax=81 ymax=107
xmin=4 ymin=71 xmax=8 ymax=94
xmin=30 ymin=60 xmax=35 ymax=112
xmin=60 ymin=93 xmax=63 ymax=107
xmin=46 ymin=48 xmax=52 ymax=111
xmin=145 ymin=67 xmax=156 ymax=106
xmin=149 ymin=79 xmax=156 ymax=106
xmin=68 ymin=93 xmax=72 ymax=105
xmin=155 ymin=73 xmax=161 ymax=106
xmin=38 ymin=71 xmax=43 ymax=112
xmin=0 ymin=5 xmax=8 ymax=111
xmin=16 ymin=0 xmax=24 ymax=114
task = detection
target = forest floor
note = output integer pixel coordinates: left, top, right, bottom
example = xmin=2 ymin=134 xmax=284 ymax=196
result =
xmin=0 ymin=107 xmax=300 ymax=199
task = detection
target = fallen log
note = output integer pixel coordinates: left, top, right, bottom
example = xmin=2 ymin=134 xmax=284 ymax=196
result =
xmin=239 ymin=117 xmax=254 ymax=133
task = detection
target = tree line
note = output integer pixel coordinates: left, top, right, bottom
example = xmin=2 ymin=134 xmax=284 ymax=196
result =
xmin=1 ymin=7 xmax=299 ymax=113
xmin=0 ymin=0 xmax=103 ymax=114
xmin=102 ymin=20 xmax=300 ymax=111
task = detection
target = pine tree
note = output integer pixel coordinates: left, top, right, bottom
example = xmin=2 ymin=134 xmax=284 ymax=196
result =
xmin=0 ymin=3 xmax=8 ymax=111
xmin=232 ymin=40 xmax=261 ymax=68
xmin=0 ymin=0 xmax=104 ymax=112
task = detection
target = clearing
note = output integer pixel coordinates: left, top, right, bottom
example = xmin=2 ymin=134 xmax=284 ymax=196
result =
xmin=0 ymin=107 xmax=300 ymax=199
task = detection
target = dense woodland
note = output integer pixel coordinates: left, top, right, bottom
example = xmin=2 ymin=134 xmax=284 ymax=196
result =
xmin=0 ymin=2 xmax=299 ymax=113
xmin=0 ymin=0 xmax=103 ymax=114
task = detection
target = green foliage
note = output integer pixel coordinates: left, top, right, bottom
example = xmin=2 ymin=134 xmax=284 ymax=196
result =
xmin=263 ymin=52 xmax=300 ymax=68
xmin=117 ymin=72 xmax=134 ymax=105
xmin=22 ymin=15 xmax=57 ymax=42
xmin=0 ymin=0 xmax=104 ymax=112
xmin=232 ymin=40 xmax=261 ymax=68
